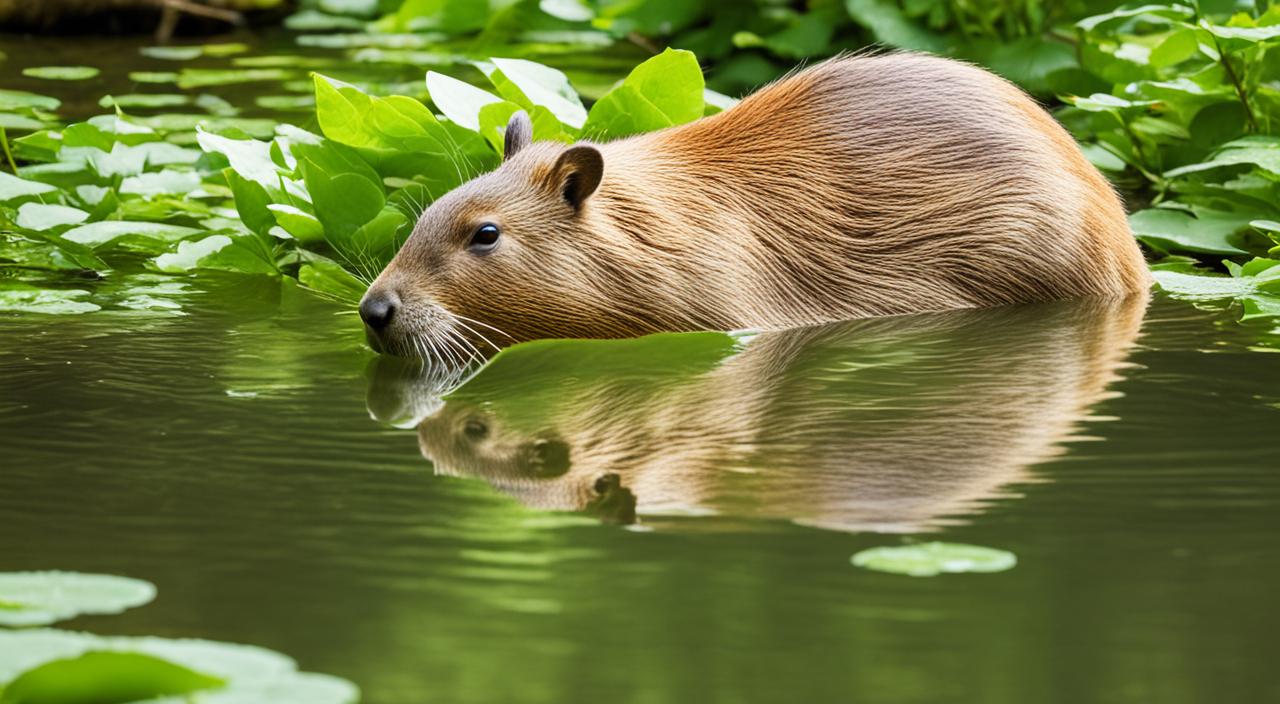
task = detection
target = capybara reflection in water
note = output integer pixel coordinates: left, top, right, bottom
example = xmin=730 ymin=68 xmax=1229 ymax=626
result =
xmin=402 ymin=296 xmax=1146 ymax=530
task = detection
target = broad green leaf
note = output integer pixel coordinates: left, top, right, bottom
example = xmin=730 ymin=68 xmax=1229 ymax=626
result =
xmin=0 ymin=172 xmax=58 ymax=203
xmin=0 ymin=89 xmax=60 ymax=112
xmin=851 ymin=542 xmax=1017 ymax=577
xmin=486 ymin=58 xmax=587 ymax=129
xmin=1129 ymin=207 xmax=1251 ymax=255
xmin=1150 ymin=28 xmax=1199 ymax=68
xmin=14 ymin=204 xmax=89 ymax=231
xmin=225 ymin=170 xmax=277 ymax=237
xmin=582 ymin=49 xmax=705 ymax=139
xmin=153 ymin=235 xmax=235 ymax=273
xmin=267 ymin=204 xmax=325 ymax=244
xmin=426 ymin=71 xmax=504 ymax=131
xmin=1076 ymin=4 xmax=1195 ymax=33
xmin=0 ymin=651 xmax=224 ymax=703
xmin=845 ymin=0 xmax=945 ymax=52
xmin=1068 ymin=93 xmax=1157 ymax=112
xmin=62 ymin=221 xmax=202 ymax=248
xmin=21 ymin=66 xmax=100 ymax=81
xmin=0 ymin=572 xmax=155 ymax=626
xmin=0 ymin=630 xmax=359 ymax=704
xmin=1198 ymin=19 xmax=1280 ymax=47
xmin=1164 ymin=136 xmax=1280 ymax=179
xmin=196 ymin=128 xmax=282 ymax=189
xmin=198 ymin=234 xmax=281 ymax=275
xmin=119 ymin=170 xmax=203 ymax=197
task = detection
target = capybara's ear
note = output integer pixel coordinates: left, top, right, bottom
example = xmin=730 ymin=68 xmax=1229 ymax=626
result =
xmin=551 ymin=145 xmax=603 ymax=210
xmin=503 ymin=111 xmax=532 ymax=160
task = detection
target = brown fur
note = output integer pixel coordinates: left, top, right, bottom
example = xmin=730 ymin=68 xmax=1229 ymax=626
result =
xmin=364 ymin=53 xmax=1150 ymax=358
xmin=399 ymin=295 xmax=1148 ymax=531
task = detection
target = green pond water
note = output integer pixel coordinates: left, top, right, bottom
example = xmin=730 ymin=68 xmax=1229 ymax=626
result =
xmin=3 ymin=29 xmax=1280 ymax=704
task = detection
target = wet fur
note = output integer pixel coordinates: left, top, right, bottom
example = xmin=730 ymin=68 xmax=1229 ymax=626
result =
xmin=369 ymin=52 xmax=1150 ymax=352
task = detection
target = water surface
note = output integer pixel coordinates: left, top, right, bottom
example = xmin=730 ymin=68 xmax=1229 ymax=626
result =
xmin=2 ymin=27 xmax=1280 ymax=704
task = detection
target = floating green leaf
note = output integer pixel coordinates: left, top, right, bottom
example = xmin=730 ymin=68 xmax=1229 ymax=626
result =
xmin=0 ymin=572 xmax=155 ymax=627
xmin=851 ymin=542 xmax=1017 ymax=577
xmin=0 ymin=630 xmax=359 ymax=704
xmin=21 ymin=66 xmax=100 ymax=81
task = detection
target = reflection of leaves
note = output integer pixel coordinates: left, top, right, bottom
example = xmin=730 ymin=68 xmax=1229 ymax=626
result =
xmin=851 ymin=542 xmax=1017 ymax=577
xmin=0 ymin=285 xmax=101 ymax=315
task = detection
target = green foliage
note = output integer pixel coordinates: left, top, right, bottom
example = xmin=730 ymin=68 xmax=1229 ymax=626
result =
xmin=0 ymin=572 xmax=360 ymax=703
xmin=1059 ymin=3 xmax=1280 ymax=324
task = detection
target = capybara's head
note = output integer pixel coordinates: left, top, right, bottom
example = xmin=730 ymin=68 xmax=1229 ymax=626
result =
xmin=359 ymin=111 xmax=623 ymax=362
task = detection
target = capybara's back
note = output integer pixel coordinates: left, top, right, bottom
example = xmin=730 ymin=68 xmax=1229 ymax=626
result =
xmin=605 ymin=52 xmax=1151 ymax=325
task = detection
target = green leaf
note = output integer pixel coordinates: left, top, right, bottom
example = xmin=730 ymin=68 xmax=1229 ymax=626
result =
xmin=426 ymin=71 xmax=505 ymax=132
xmin=845 ymin=0 xmax=945 ymax=52
xmin=225 ymin=170 xmax=277 ymax=237
xmin=0 ymin=89 xmax=60 ymax=112
xmin=1150 ymin=28 xmax=1199 ymax=68
xmin=0 ymin=651 xmax=224 ymax=704
xmin=21 ymin=66 xmax=100 ymax=81
xmin=1129 ymin=206 xmax=1251 ymax=255
xmin=119 ymin=170 xmax=203 ymax=197
xmin=196 ymin=128 xmax=283 ymax=189
xmin=0 ymin=172 xmax=58 ymax=203
xmin=485 ymin=58 xmax=587 ymax=129
xmin=851 ymin=542 xmax=1017 ymax=577
xmin=62 ymin=221 xmax=202 ymax=248
xmin=1164 ymin=136 xmax=1280 ymax=179
xmin=1075 ymin=4 xmax=1195 ymax=33
xmin=153 ymin=235 xmax=236 ymax=273
xmin=582 ymin=48 xmax=705 ymax=139
xmin=0 ymin=572 xmax=155 ymax=627
xmin=14 ymin=204 xmax=89 ymax=231
xmin=267 ymin=204 xmax=326 ymax=244
xmin=0 ymin=630 xmax=359 ymax=704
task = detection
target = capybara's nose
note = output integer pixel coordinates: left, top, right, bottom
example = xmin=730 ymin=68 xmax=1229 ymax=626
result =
xmin=359 ymin=291 xmax=399 ymax=331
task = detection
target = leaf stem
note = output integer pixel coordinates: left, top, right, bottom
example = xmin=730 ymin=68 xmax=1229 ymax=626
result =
xmin=0 ymin=127 xmax=18 ymax=174
xmin=1214 ymin=40 xmax=1259 ymax=132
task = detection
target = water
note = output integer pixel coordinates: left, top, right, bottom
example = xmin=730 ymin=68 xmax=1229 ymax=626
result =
xmin=3 ymin=27 xmax=1280 ymax=704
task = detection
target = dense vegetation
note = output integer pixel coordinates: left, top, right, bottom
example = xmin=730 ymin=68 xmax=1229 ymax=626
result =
xmin=2 ymin=1 xmax=1279 ymax=328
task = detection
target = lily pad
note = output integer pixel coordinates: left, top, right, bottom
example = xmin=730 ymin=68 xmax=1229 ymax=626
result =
xmin=21 ymin=66 xmax=100 ymax=81
xmin=0 ymin=572 xmax=154 ymax=626
xmin=0 ymin=629 xmax=359 ymax=703
xmin=851 ymin=542 xmax=1017 ymax=577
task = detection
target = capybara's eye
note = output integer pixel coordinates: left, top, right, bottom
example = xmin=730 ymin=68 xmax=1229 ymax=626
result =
xmin=469 ymin=223 xmax=501 ymax=253
xmin=463 ymin=419 xmax=488 ymax=440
